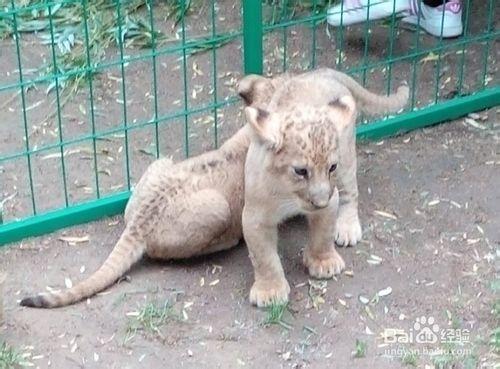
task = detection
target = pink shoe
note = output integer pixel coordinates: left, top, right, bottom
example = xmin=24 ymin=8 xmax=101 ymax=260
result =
xmin=401 ymin=0 xmax=463 ymax=38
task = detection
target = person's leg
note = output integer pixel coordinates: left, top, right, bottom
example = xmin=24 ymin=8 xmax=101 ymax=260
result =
xmin=327 ymin=0 xmax=462 ymax=39
xmin=402 ymin=0 xmax=463 ymax=38
xmin=327 ymin=0 xmax=410 ymax=27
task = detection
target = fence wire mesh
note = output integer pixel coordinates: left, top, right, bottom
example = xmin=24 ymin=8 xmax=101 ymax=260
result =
xmin=0 ymin=0 xmax=498 ymax=241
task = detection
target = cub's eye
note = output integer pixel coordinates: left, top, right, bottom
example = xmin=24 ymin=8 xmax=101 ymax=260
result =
xmin=329 ymin=164 xmax=337 ymax=173
xmin=293 ymin=167 xmax=308 ymax=177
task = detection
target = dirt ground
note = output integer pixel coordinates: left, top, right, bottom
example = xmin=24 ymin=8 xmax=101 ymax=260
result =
xmin=0 ymin=109 xmax=499 ymax=369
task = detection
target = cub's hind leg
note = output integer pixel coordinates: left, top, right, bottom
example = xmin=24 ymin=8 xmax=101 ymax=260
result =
xmin=335 ymin=121 xmax=362 ymax=247
xmin=147 ymin=189 xmax=234 ymax=259
xmin=125 ymin=158 xmax=174 ymax=224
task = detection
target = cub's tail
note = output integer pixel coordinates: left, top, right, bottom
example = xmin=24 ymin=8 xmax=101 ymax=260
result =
xmin=20 ymin=229 xmax=145 ymax=308
xmin=319 ymin=68 xmax=409 ymax=116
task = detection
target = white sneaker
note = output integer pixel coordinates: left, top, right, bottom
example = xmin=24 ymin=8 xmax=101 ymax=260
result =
xmin=327 ymin=0 xmax=410 ymax=26
xmin=401 ymin=0 xmax=463 ymax=38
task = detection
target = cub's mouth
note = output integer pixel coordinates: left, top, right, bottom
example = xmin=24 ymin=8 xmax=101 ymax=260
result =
xmin=299 ymin=199 xmax=331 ymax=213
xmin=298 ymin=187 xmax=339 ymax=213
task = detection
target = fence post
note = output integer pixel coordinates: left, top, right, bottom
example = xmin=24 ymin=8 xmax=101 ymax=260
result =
xmin=242 ymin=0 xmax=263 ymax=75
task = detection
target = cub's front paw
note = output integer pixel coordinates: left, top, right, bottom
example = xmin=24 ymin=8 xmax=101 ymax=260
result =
xmin=335 ymin=213 xmax=362 ymax=247
xmin=249 ymin=279 xmax=290 ymax=307
xmin=303 ymin=250 xmax=345 ymax=279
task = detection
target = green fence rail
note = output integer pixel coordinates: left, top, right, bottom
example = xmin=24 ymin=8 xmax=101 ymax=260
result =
xmin=0 ymin=0 xmax=498 ymax=246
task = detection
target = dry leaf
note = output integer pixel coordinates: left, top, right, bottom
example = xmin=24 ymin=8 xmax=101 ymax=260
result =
xmin=420 ymin=52 xmax=439 ymax=64
xmin=237 ymin=358 xmax=246 ymax=366
xmin=192 ymin=62 xmax=203 ymax=76
xmin=365 ymin=306 xmax=375 ymax=320
xmin=46 ymin=286 xmax=61 ymax=293
xmin=58 ymin=235 xmax=89 ymax=244
xmin=464 ymin=118 xmax=486 ymax=130
xmin=281 ymin=351 xmax=291 ymax=361
xmin=377 ymin=286 xmax=392 ymax=297
xmin=359 ymin=296 xmax=370 ymax=304
xmin=367 ymin=254 xmax=383 ymax=265
xmin=64 ymin=277 xmax=73 ymax=289
xmin=373 ymin=210 xmax=398 ymax=220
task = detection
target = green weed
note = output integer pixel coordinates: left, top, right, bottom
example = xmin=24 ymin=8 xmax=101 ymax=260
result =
xmin=124 ymin=299 xmax=176 ymax=343
xmin=0 ymin=341 xmax=22 ymax=369
xmin=353 ymin=338 xmax=367 ymax=358
xmin=490 ymin=327 xmax=500 ymax=353
xmin=263 ymin=302 xmax=293 ymax=330
xmin=401 ymin=349 xmax=418 ymax=366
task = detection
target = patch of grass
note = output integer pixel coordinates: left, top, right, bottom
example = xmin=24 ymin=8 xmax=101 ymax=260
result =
xmin=262 ymin=302 xmax=293 ymax=330
xmin=489 ymin=327 xmax=500 ymax=353
xmin=0 ymin=0 xmax=188 ymax=94
xmin=431 ymin=342 xmax=470 ymax=369
xmin=445 ymin=309 xmax=463 ymax=330
xmin=124 ymin=299 xmax=176 ymax=343
xmin=432 ymin=351 xmax=455 ymax=369
xmin=492 ymin=299 xmax=500 ymax=319
xmin=487 ymin=298 xmax=500 ymax=354
xmin=0 ymin=341 xmax=22 ymax=369
xmin=489 ymin=279 xmax=500 ymax=292
xmin=167 ymin=0 xmax=195 ymax=26
xmin=352 ymin=339 xmax=367 ymax=358
xmin=401 ymin=349 xmax=418 ymax=366
xmin=462 ymin=354 xmax=478 ymax=369
xmin=0 ymin=0 xmax=333 ymax=116
xmin=0 ymin=0 xmax=82 ymax=38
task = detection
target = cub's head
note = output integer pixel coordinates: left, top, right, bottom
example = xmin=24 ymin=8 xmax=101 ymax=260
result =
xmin=245 ymin=96 xmax=355 ymax=212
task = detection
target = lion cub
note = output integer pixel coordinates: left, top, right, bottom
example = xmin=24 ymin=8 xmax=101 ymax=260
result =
xmin=240 ymin=69 xmax=408 ymax=306
xmin=20 ymin=69 xmax=407 ymax=308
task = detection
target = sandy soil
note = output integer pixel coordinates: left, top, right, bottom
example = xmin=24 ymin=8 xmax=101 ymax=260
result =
xmin=1 ymin=110 xmax=499 ymax=369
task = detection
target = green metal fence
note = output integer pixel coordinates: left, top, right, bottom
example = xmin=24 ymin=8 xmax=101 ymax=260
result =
xmin=0 ymin=0 xmax=498 ymax=246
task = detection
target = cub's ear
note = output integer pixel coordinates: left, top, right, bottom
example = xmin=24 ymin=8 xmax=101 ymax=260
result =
xmin=328 ymin=95 xmax=356 ymax=131
xmin=244 ymin=106 xmax=282 ymax=150
xmin=238 ymin=74 xmax=271 ymax=106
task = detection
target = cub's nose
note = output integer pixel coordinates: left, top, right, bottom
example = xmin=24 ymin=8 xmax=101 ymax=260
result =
xmin=311 ymin=199 xmax=330 ymax=209
xmin=309 ymin=183 xmax=332 ymax=209
xmin=310 ymin=198 xmax=330 ymax=209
